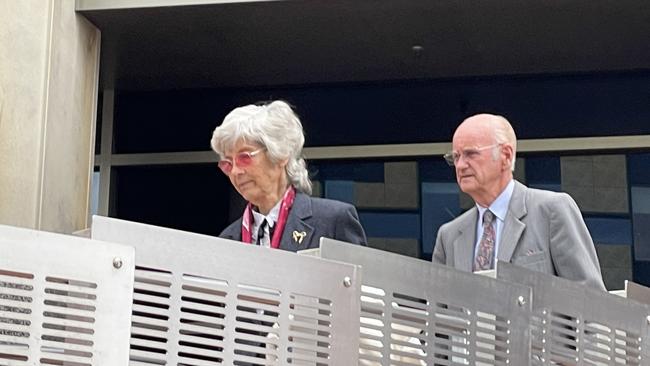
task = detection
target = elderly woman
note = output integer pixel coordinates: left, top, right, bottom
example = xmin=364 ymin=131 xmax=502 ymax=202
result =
xmin=211 ymin=100 xmax=367 ymax=251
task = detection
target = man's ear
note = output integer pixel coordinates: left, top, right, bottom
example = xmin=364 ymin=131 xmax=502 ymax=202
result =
xmin=501 ymin=144 xmax=514 ymax=170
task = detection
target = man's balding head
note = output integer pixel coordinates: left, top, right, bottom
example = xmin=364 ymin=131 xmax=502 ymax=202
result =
xmin=451 ymin=114 xmax=517 ymax=207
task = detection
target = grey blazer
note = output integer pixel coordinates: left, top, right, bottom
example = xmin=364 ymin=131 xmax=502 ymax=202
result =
xmin=433 ymin=180 xmax=606 ymax=290
xmin=220 ymin=192 xmax=367 ymax=252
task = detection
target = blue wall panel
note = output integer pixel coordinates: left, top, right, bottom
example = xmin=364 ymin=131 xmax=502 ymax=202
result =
xmin=629 ymin=154 xmax=650 ymax=185
xmin=323 ymin=180 xmax=355 ymax=205
xmin=420 ymin=160 xmax=457 ymax=182
xmin=584 ymin=217 xmax=632 ymax=245
xmin=313 ymin=162 xmax=384 ymax=182
xmin=421 ymin=183 xmax=461 ymax=255
xmin=359 ymin=212 xmax=421 ymax=240
xmin=525 ymin=157 xmax=561 ymax=184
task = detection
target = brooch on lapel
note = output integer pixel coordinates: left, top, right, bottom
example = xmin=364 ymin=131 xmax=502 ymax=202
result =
xmin=292 ymin=230 xmax=307 ymax=244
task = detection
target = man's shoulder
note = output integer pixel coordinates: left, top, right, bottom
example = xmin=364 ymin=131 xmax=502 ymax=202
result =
xmin=439 ymin=207 xmax=476 ymax=232
xmin=523 ymin=184 xmax=571 ymax=204
xmin=518 ymin=184 xmax=578 ymax=216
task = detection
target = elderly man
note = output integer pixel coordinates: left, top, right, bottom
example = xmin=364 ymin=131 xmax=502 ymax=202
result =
xmin=433 ymin=114 xmax=606 ymax=290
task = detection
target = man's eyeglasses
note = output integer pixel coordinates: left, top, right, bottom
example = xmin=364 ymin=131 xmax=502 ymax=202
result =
xmin=443 ymin=144 xmax=500 ymax=166
xmin=218 ymin=148 xmax=266 ymax=174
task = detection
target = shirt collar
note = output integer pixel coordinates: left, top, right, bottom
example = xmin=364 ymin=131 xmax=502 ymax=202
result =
xmin=252 ymin=198 xmax=282 ymax=228
xmin=476 ymin=179 xmax=515 ymax=222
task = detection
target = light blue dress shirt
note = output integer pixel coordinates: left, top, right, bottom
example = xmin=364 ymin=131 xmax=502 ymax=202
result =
xmin=474 ymin=179 xmax=515 ymax=261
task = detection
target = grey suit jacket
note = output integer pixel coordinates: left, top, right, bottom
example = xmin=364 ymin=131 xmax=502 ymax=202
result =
xmin=220 ymin=192 xmax=367 ymax=252
xmin=433 ymin=180 xmax=606 ymax=290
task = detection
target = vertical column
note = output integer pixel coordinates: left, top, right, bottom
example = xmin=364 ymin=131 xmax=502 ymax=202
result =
xmin=97 ymin=89 xmax=114 ymax=217
xmin=0 ymin=0 xmax=101 ymax=233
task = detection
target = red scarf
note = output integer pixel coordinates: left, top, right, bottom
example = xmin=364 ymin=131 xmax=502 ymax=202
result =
xmin=241 ymin=186 xmax=296 ymax=249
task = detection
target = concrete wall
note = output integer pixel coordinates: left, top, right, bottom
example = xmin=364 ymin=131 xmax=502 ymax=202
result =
xmin=0 ymin=0 xmax=100 ymax=233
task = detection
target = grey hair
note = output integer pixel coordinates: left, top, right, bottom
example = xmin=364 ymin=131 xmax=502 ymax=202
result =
xmin=210 ymin=100 xmax=312 ymax=194
xmin=488 ymin=115 xmax=517 ymax=172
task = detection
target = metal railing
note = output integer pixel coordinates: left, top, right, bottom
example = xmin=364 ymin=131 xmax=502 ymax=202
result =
xmin=319 ymin=238 xmax=533 ymax=366
xmin=497 ymin=262 xmax=650 ymax=366
xmin=91 ymin=216 xmax=361 ymax=365
xmin=4 ymin=219 xmax=650 ymax=365
xmin=0 ymin=224 xmax=134 ymax=365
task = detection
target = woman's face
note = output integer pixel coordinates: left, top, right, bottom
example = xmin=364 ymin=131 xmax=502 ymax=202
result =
xmin=222 ymin=140 xmax=288 ymax=208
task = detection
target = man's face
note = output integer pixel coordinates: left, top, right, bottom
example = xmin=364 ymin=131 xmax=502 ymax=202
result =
xmin=451 ymin=122 xmax=506 ymax=204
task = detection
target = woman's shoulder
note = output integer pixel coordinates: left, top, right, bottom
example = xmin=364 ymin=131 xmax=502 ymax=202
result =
xmin=304 ymin=195 xmax=355 ymax=212
xmin=307 ymin=196 xmax=352 ymax=207
xmin=219 ymin=218 xmax=242 ymax=239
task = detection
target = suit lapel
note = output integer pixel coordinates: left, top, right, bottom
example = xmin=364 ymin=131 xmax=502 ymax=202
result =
xmin=279 ymin=193 xmax=315 ymax=251
xmin=454 ymin=208 xmax=478 ymax=272
xmin=497 ymin=181 xmax=527 ymax=263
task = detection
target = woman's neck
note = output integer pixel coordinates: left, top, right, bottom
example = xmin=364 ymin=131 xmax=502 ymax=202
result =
xmin=257 ymin=184 xmax=290 ymax=215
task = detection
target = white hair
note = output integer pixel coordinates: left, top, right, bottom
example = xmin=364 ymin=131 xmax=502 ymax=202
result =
xmin=210 ymin=100 xmax=312 ymax=194
xmin=489 ymin=115 xmax=517 ymax=171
